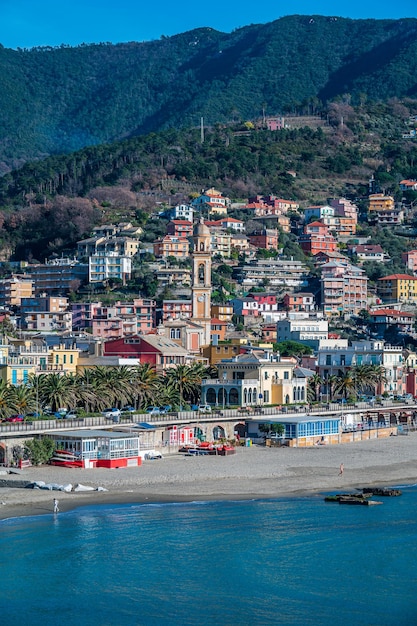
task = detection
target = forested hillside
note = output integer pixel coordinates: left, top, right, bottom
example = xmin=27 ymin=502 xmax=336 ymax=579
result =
xmin=1 ymin=15 xmax=417 ymax=170
xmin=1 ymin=99 xmax=417 ymax=263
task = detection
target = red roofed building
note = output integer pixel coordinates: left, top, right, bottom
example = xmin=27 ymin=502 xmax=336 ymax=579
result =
xmin=153 ymin=235 xmax=190 ymax=259
xmin=399 ymin=179 xmax=417 ymax=191
xmin=377 ymin=274 xmax=417 ymax=304
xmin=211 ymin=318 xmax=227 ymax=343
xmin=103 ymin=334 xmax=191 ymax=371
xmin=166 ymin=220 xmax=193 ymax=238
xmin=299 ymin=221 xmax=337 ymax=255
xmin=192 ymin=188 xmax=229 ymax=216
xmin=204 ymin=217 xmax=245 ymax=232
xmin=369 ymin=309 xmax=414 ymax=337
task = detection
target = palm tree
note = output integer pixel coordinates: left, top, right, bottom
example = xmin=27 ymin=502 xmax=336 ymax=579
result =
xmin=9 ymin=385 xmax=37 ymax=416
xmin=131 ymin=363 xmax=158 ymax=409
xmin=36 ymin=373 xmax=77 ymax=413
xmin=308 ymin=374 xmax=323 ymax=402
xmin=333 ymin=371 xmax=357 ymax=401
xmin=365 ymin=364 xmax=387 ymax=396
xmin=0 ymin=380 xmax=16 ymax=419
xmin=164 ymin=363 xmax=206 ymax=409
xmin=325 ymin=374 xmax=339 ymax=403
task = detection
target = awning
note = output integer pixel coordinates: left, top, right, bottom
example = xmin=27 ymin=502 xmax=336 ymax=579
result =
xmin=135 ymin=422 xmax=156 ymax=430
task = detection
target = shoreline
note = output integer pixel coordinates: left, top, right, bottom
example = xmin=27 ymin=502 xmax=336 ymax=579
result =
xmin=1 ymin=435 xmax=417 ymax=521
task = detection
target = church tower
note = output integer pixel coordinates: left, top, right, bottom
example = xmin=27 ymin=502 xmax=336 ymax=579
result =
xmin=191 ymin=217 xmax=212 ymax=347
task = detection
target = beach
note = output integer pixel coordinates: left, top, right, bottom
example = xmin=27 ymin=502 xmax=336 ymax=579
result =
xmin=1 ymin=434 xmax=416 ymax=520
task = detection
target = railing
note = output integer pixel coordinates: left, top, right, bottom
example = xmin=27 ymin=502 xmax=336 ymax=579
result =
xmin=1 ymin=401 xmax=416 ymax=436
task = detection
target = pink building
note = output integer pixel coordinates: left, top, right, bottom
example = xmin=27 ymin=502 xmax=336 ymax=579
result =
xmin=153 ymin=235 xmax=190 ymax=259
xmin=162 ymin=299 xmax=192 ymax=321
xmin=74 ymin=299 xmax=156 ymax=337
xmin=402 ymin=250 xmax=417 ymax=273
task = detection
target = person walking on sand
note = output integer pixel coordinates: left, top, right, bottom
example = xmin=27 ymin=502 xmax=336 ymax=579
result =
xmin=339 ymin=463 xmax=344 ymax=476
xmin=53 ymin=498 xmax=59 ymax=513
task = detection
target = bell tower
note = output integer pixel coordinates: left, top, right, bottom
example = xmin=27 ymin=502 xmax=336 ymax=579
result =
xmin=191 ymin=217 xmax=212 ymax=347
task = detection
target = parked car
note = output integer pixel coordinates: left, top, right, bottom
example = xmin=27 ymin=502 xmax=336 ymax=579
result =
xmin=4 ymin=414 xmax=25 ymax=422
xmin=146 ymin=407 xmax=162 ymax=415
xmin=102 ymin=408 xmax=121 ymax=419
xmin=121 ymin=406 xmax=136 ymax=413
xmin=197 ymin=405 xmax=212 ymax=413
xmin=65 ymin=410 xmax=79 ymax=419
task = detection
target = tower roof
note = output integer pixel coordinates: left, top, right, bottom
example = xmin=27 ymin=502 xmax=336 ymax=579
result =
xmin=194 ymin=217 xmax=211 ymax=237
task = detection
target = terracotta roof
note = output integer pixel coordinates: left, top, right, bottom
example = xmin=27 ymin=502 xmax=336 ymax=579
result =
xmin=371 ymin=309 xmax=414 ymax=317
xmin=378 ymin=274 xmax=417 ymax=281
xmin=211 ymin=318 xmax=227 ymax=325
xmin=306 ymin=220 xmax=326 ymax=228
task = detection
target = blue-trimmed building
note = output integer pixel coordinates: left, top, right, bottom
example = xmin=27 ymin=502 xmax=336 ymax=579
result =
xmin=247 ymin=414 xmax=341 ymax=447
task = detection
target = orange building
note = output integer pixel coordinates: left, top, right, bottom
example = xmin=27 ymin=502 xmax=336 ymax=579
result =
xmin=211 ymin=318 xmax=228 ymax=343
xmin=153 ymin=235 xmax=190 ymax=259
xmin=299 ymin=221 xmax=337 ymax=255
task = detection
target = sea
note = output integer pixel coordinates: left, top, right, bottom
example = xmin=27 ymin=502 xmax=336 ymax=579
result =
xmin=1 ymin=486 xmax=417 ymax=626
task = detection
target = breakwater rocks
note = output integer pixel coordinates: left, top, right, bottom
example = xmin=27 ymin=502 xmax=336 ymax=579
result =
xmin=362 ymin=487 xmax=402 ymax=497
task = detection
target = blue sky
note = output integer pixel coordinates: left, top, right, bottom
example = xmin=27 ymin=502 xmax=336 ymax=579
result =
xmin=2 ymin=0 xmax=417 ymax=49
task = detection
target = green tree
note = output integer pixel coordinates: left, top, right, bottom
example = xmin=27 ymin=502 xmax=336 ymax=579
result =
xmin=275 ymin=341 xmax=313 ymax=358
xmin=24 ymin=436 xmax=56 ymax=465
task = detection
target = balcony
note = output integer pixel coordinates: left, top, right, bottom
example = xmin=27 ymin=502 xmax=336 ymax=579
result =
xmin=202 ymin=378 xmax=258 ymax=386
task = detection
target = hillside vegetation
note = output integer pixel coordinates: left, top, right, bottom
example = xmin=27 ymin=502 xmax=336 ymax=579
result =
xmin=1 ymin=99 xmax=417 ymax=262
xmin=1 ymin=15 xmax=417 ymax=169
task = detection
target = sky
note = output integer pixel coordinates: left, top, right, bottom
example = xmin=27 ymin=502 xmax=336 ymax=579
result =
xmin=1 ymin=0 xmax=417 ymax=49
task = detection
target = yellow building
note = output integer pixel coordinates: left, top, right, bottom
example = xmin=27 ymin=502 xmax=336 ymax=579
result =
xmin=211 ymin=304 xmax=233 ymax=322
xmin=202 ymin=341 xmax=241 ymax=365
xmin=368 ymin=193 xmax=395 ymax=212
xmin=48 ymin=345 xmax=80 ymax=374
xmin=377 ymin=274 xmax=417 ymax=304
xmin=201 ymin=351 xmax=310 ymax=406
xmin=0 ymin=340 xmax=79 ymax=385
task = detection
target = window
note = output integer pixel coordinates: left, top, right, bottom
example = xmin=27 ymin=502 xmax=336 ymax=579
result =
xmin=284 ymin=371 xmax=289 ymax=380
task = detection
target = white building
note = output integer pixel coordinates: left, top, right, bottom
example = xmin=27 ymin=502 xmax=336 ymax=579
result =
xmin=163 ymin=204 xmax=194 ymax=222
xmin=304 ymin=205 xmax=335 ymax=222
xmin=89 ymin=252 xmax=132 ymax=284
xmin=22 ymin=310 xmax=73 ymax=333
xmin=277 ymin=313 xmax=329 ymax=350
xmin=317 ymin=340 xmax=406 ymax=397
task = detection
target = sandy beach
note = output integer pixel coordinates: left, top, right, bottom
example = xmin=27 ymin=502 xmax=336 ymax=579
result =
xmin=1 ymin=434 xmax=416 ymax=520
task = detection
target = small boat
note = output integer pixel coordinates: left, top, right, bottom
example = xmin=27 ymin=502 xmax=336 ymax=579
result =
xmin=50 ymin=449 xmax=83 ymax=467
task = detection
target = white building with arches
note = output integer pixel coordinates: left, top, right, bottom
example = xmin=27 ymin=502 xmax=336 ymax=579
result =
xmin=201 ymin=351 xmax=312 ymax=408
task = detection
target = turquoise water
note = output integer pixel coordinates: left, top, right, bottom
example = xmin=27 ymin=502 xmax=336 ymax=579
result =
xmin=1 ymin=487 xmax=417 ymax=626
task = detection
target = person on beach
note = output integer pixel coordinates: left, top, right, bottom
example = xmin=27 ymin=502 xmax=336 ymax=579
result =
xmin=339 ymin=463 xmax=344 ymax=476
xmin=53 ymin=498 xmax=59 ymax=513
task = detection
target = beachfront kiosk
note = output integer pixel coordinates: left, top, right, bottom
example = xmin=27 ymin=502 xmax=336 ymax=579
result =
xmin=247 ymin=415 xmax=341 ymax=447
xmin=48 ymin=429 xmax=141 ymax=468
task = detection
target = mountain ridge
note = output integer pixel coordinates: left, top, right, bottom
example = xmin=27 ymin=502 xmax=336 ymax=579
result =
xmin=1 ymin=15 xmax=417 ymax=170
